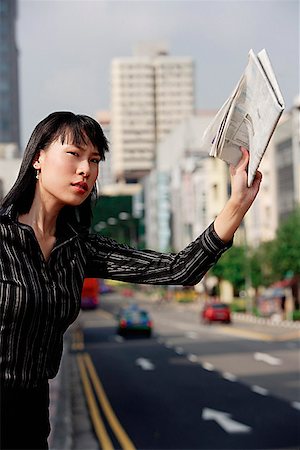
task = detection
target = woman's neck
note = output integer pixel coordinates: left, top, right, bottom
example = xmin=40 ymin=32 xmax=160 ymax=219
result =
xmin=18 ymin=195 xmax=62 ymax=238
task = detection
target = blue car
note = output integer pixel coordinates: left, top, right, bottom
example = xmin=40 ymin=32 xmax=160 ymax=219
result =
xmin=117 ymin=305 xmax=153 ymax=337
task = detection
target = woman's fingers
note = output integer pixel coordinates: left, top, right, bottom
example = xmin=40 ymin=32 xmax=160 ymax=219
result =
xmin=252 ymin=170 xmax=263 ymax=191
xmin=236 ymin=147 xmax=249 ymax=170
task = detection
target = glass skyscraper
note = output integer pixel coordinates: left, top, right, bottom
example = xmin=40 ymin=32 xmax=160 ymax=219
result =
xmin=0 ymin=0 xmax=20 ymax=151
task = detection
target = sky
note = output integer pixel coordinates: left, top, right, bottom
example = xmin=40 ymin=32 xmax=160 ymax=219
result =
xmin=17 ymin=0 xmax=299 ymax=149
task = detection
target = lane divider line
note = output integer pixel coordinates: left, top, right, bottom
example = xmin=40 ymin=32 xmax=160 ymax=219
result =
xmin=83 ymin=353 xmax=137 ymax=450
xmin=251 ymin=385 xmax=269 ymax=396
xmin=77 ymin=354 xmax=114 ymax=450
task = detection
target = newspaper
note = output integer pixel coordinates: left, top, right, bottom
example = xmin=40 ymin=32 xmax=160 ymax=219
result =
xmin=201 ymin=49 xmax=285 ymax=186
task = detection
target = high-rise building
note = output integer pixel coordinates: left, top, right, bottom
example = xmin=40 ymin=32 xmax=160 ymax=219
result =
xmin=273 ymin=98 xmax=300 ymax=223
xmin=95 ymin=110 xmax=114 ymax=189
xmin=111 ymin=43 xmax=195 ymax=182
xmin=0 ymin=0 xmax=20 ymax=151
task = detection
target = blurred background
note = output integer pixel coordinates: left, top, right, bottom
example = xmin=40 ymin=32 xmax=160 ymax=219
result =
xmin=0 ymin=1 xmax=300 ymax=449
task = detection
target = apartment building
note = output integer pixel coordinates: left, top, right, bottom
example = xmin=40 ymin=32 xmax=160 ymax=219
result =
xmin=111 ymin=43 xmax=195 ymax=183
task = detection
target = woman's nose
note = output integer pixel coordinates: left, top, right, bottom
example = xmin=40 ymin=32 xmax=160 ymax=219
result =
xmin=77 ymin=160 xmax=90 ymax=177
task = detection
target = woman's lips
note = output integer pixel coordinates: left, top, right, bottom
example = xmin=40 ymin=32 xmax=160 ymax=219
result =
xmin=71 ymin=182 xmax=88 ymax=194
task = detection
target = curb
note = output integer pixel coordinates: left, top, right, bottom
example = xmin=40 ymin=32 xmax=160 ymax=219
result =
xmin=49 ymin=334 xmax=73 ymax=450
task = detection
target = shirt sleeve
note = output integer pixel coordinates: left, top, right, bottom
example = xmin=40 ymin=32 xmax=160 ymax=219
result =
xmin=83 ymin=222 xmax=233 ymax=285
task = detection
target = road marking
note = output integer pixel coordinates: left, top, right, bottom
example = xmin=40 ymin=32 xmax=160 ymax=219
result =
xmin=135 ymin=358 xmax=155 ymax=370
xmin=84 ymin=353 xmax=136 ymax=450
xmin=251 ymin=385 xmax=269 ymax=396
xmin=72 ymin=328 xmax=84 ymax=351
xmin=186 ymin=331 xmax=198 ymax=339
xmin=222 ymin=372 xmax=237 ymax=382
xmin=95 ymin=309 xmax=114 ymax=319
xmin=254 ymin=352 xmax=282 ymax=366
xmin=202 ymin=362 xmax=214 ymax=371
xmin=175 ymin=347 xmax=184 ymax=355
xmin=77 ymin=354 xmax=114 ymax=450
xmin=291 ymin=401 xmax=300 ymax=411
xmin=276 ymin=330 xmax=300 ymax=341
xmin=187 ymin=354 xmax=198 ymax=362
xmin=217 ymin=326 xmax=273 ymax=341
xmin=114 ymin=335 xmax=124 ymax=343
xmin=202 ymin=408 xmax=252 ymax=434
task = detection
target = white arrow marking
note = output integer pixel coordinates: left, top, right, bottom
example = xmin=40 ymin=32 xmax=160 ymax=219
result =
xmin=292 ymin=401 xmax=300 ymax=411
xmin=254 ymin=352 xmax=282 ymax=366
xmin=202 ymin=408 xmax=252 ymax=434
xmin=135 ymin=358 xmax=155 ymax=371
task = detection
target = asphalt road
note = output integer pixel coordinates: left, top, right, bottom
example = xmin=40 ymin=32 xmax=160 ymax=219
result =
xmin=73 ymin=292 xmax=300 ymax=450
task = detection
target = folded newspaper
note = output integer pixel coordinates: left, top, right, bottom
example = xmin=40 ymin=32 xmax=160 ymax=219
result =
xmin=202 ymin=49 xmax=285 ymax=186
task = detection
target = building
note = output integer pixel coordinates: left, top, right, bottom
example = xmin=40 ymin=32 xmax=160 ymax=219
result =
xmin=111 ymin=43 xmax=195 ymax=183
xmin=272 ymin=98 xmax=300 ymax=224
xmin=0 ymin=0 xmax=20 ymax=151
xmin=95 ymin=110 xmax=114 ymax=189
xmin=0 ymin=143 xmax=21 ymax=201
xmin=144 ymin=112 xmax=217 ymax=252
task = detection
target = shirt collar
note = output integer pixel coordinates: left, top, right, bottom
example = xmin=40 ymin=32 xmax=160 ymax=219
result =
xmin=0 ymin=204 xmax=17 ymax=223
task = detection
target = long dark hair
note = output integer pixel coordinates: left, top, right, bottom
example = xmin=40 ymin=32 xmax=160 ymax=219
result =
xmin=1 ymin=111 xmax=109 ymax=231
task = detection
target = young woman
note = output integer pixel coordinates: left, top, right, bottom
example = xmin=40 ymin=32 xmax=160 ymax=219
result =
xmin=0 ymin=111 xmax=262 ymax=449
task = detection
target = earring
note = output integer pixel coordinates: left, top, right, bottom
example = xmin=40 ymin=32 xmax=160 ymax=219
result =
xmin=36 ymin=170 xmax=40 ymax=180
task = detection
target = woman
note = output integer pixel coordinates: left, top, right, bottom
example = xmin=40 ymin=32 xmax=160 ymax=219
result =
xmin=0 ymin=111 xmax=262 ymax=449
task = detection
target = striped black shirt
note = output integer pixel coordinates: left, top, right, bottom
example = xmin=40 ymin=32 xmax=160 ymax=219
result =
xmin=0 ymin=204 xmax=232 ymax=388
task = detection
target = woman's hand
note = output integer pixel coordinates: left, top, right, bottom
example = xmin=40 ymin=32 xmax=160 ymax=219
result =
xmin=229 ymin=147 xmax=262 ymax=215
xmin=214 ymin=146 xmax=262 ymax=243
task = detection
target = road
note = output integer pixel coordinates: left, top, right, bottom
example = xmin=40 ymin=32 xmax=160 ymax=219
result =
xmin=72 ymin=292 xmax=300 ymax=450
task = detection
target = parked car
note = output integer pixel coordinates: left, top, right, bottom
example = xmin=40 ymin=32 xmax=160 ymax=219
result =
xmin=116 ymin=305 xmax=153 ymax=337
xmin=201 ymin=302 xmax=231 ymax=324
xmin=81 ymin=278 xmax=99 ymax=310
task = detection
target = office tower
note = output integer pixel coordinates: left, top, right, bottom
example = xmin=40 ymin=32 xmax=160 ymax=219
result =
xmin=273 ymin=98 xmax=300 ymax=223
xmin=111 ymin=43 xmax=195 ymax=182
xmin=0 ymin=0 xmax=20 ymax=152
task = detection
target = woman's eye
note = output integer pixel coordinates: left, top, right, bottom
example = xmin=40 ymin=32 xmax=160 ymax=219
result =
xmin=67 ymin=151 xmax=79 ymax=157
xmin=91 ymin=159 xmax=100 ymax=164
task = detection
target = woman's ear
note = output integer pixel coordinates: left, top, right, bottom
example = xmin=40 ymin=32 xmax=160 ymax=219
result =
xmin=32 ymin=152 xmax=41 ymax=169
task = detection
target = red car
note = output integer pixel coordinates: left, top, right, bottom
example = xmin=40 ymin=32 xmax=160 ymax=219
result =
xmin=201 ymin=302 xmax=231 ymax=324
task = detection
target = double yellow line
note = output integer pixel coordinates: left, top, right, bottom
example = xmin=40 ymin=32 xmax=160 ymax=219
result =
xmin=74 ymin=329 xmax=136 ymax=450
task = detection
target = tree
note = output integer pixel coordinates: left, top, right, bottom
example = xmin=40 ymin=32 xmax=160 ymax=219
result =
xmin=271 ymin=208 xmax=300 ymax=279
xmin=211 ymin=246 xmax=248 ymax=295
xmin=250 ymin=240 xmax=278 ymax=289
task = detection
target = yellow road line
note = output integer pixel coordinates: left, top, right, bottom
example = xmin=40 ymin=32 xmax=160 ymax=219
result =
xmin=95 ymin=309 xmax=114 ymax=319
xmin=83 ymin=353 xmax=137 ymax=450
xmin=77 ymin=354 xmax=114 ymax=450
xmin=218 ymin=325 xmax=300 ymax=342
xmin=72 ymin=328 xmax=85 ymax=351
xmin=275 ymin=330 xmax=300 ymax=341
xmin=217 ymin=326 xmax=274 ymax=341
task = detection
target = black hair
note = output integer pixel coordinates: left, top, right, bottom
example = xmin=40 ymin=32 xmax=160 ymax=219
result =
xmin=1 ymin=111 xmax=109 ymax=231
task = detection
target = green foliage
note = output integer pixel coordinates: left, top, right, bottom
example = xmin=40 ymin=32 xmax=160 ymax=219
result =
xmin=211 ymin=246 xmax=247 ymax=292
xmin=292 ymin=310 xmax=300 ymax=321
xmin=250 ymin=240 xmax=278 ymax=288
xmin=211 ymin=208 xmax=300 ymax=293
xmin=271 ymin=208 xmax=300 ymax=279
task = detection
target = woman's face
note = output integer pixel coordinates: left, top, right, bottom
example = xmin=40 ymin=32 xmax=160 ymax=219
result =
xmin=35 ymin=136 xmax=101 ymax=207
